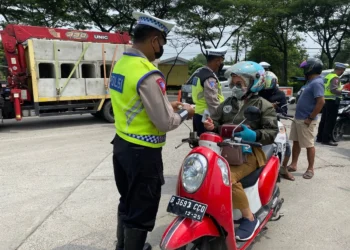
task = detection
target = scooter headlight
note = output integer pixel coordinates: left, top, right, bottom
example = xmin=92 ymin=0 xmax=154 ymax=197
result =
xmin=182 ymin=153 xmax=208 ymax=193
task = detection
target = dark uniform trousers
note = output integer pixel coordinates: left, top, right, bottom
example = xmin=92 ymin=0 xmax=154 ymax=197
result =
xmin=317 ymin=99 xmax=339 ymax=143
xmin=112 ymin=133 xmax=164 ymax=232
xmin=193 ymin=114 xmax=208 ymax=136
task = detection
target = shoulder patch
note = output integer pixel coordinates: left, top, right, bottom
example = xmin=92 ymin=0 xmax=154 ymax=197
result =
xmin=208 ymin=80 xmax=217 ymax=88
xmin=110 ymin=73 xmax=125 ymax=93
xmin=156 ymin=78 xmax=166 ymax=95
xmin=223 ymin=105 xmax=232 ymax=113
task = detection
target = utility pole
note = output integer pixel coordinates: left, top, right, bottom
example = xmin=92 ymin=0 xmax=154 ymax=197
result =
xmin=235 ymin=32 xmax=240 ymax=63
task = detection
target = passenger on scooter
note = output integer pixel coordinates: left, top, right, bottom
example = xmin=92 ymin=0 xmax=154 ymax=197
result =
xmin=203 ymin=61 xmax=278 ymax=241
xmin=259 ymin=72 xmax=295 ymax=181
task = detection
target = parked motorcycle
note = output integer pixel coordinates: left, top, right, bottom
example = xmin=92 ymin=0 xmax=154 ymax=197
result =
xmin=332 ymin=91 xmax=350 ymax=142
xmin=160 ymin=106 xmax=283 ymax=250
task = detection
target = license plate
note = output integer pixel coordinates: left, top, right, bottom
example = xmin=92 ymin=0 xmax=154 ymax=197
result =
xmin=340 ymin=100 xmax=350 ymax=105
xmin=167 ymin=195 xmax=208 ymax=222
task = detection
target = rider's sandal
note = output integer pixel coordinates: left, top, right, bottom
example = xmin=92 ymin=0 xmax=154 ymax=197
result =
xmin=280 ymin=173 xmax=295 ymax=181
xmin=302 ymin=169 xmax=314 ymax=179
xmin=286 ymin=165 xmax=297 ymax=172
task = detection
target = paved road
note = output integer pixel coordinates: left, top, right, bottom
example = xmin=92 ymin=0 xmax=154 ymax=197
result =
xmin=0 ymin=110 xmax=349 ymax=250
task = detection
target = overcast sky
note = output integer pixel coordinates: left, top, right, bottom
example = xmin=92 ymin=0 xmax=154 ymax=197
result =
xmin=161 ymin=32 xmax=322 ymax=61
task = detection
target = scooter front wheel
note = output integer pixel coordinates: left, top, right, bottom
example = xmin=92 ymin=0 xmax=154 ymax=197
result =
xmin=176 ymin=236 xmax=226 ymax=250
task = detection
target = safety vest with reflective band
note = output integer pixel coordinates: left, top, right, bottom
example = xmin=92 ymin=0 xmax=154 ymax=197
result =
xmin=110 ymin=53 xmax=166 ymax=148
xmin=324 ymin=73 xmax=341 ymax=100
xmin=189 ymin=67 xmax=225 ymax=115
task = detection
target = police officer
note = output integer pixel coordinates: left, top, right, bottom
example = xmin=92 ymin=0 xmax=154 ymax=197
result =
xmin=189 ymin=47 xmax=227 ymax=136
xmin=316 ymin=62 xmax=348 ymax=146
xmin=110 ymin=12 xmax=195 ymax=250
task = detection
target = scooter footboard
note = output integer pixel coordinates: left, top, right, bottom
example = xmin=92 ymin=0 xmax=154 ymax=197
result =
xmin=160 ymin=216 xmax=220 ymax=250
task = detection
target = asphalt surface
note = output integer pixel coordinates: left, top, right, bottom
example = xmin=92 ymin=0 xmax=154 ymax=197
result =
xmin=1 ymin=103 xmax=350 ymax=250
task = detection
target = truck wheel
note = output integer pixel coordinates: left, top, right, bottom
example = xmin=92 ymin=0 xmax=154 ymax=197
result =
xmin=91 ymin=111 xmax=102 ymax=119
xmin=332 ymin=120 xmax=343 ymax=142
xmin=102 ymin=100 xmax=114 ymax=123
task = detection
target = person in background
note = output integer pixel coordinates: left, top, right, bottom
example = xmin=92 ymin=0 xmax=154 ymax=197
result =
xmin=287 ymin=58 xmax=325 ymax=180
xmin=204 ymin=61 xmax=278 ymax=241
xmin=188 ymin=47 xmax=228 ymax=136
xmin=110 ymin=11 xmax=194 ymax=250
xmin=259 ymin=61 xmax=272 ymax=71
xmin=259 ymin=72 xmax=295 ymax=181
xmin=316 ymin=62 xmax=349 ymax=146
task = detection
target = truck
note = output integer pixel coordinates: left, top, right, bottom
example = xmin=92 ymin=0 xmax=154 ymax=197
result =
xmin=0 ymin=24 xmax=132 ymax=124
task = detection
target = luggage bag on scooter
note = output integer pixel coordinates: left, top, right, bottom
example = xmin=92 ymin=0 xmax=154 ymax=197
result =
xmin=219 ymin=124 xmax=247 ymax=166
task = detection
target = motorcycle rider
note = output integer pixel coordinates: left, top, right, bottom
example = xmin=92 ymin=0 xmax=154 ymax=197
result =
xmin=204 ymin=61 xmax=278 ymax=241
xmin=189 ymin=47 xmax=228 ymax=136
xmin=259 ymin=72 xmax=295 ymax=181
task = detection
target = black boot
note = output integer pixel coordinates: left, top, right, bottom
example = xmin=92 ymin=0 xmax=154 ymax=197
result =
xmin=124 ymin=227 xmax=152 ymax=250
xmin=115 ymin=215 xmax=125 ymax=250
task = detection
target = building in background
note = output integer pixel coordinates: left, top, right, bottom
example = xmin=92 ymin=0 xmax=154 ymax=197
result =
xmin=159 ymin=57 xmax=189 ymax=90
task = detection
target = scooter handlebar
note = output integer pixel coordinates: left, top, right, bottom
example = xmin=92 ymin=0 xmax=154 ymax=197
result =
xmin=240 ymin=140 xmax=263 ymax=147
xmin=277 ymin=113 xmax=294 ymax=119
xmin=217 ymin=139 xmax=262 ymax=148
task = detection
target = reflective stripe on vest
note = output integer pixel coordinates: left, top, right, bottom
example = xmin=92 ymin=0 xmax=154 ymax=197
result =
xmin=324 ymin=73 xmax=340 ymax=100
xmin=110 ymin=53 xmax=166 ymax=148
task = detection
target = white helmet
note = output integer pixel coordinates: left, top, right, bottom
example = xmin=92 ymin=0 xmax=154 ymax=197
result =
xmin=259 ymin=61 xmax=271 ymax=69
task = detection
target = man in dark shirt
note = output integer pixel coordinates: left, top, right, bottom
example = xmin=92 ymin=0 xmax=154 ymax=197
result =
xmin=287 ymin=58 xmax=325 ymax=180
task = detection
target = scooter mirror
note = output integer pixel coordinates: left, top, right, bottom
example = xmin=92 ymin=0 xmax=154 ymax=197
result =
xmin=244 ymin=106 xmax=261 ymax=122
xmin=288 ymin=97 xmax=296 ymax=105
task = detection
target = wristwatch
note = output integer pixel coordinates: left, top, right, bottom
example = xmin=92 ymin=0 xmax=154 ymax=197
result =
xmin=307 ymin=116 xmax=315 ymax=120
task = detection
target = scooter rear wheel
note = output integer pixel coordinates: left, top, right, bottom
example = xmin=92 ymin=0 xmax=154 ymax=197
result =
xmin=332 ymin=120 xmax=344 ymax=142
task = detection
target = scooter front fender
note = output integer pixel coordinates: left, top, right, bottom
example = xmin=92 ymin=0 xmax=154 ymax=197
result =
xmin=160 ymin=216 xmax=220 ymax=250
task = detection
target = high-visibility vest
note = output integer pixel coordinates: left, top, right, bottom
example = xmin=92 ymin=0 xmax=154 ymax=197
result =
xmin=324 ymin=73 xmax=341 ymax=100
xmin=189 ymin=67 xmax=224 ymax=114
xmin=110 ymin=53 xmax=166 ymax=148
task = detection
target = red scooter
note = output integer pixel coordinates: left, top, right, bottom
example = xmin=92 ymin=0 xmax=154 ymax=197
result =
xmin=160 ymin=106 xmax=283 ymax=250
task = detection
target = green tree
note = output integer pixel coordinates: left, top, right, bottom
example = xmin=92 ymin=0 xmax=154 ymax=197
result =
xmin=246 ymin=0 xmax=301 ymax=85
xmin=188 ymin=53 xmax=206 ymax=75
xmin=333 ymin=38 xmax=350 ymax=65
xmin=173 ymin=0 xmax=255 ymax=55
xmin=293 ymin=0 xmax=350 ymax=69
xmin=247 ymin=39 xmax=307 ymax=85
xmin=70 ymin=0 xmax=178 ymax=34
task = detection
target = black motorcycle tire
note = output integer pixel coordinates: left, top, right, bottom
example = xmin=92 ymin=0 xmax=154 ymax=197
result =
xmin=332 ymin=120 xmax=344 ymax=142
xmin=176 ymin=236 xmax=226 ymax=250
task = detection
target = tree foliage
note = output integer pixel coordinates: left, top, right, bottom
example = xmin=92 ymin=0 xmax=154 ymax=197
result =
xmin=246 ymin=0 xmax=302 ymax=85
xmin=293 ymin=0 xmax=350 ymax=68
xmin=172 ymin=0 xmax=255 ymax=55
xmin=247 ymin=39 xmax=307 ymax=85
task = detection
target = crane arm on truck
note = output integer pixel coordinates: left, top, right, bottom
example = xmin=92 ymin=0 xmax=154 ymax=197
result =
xmin=1 ymin=24 xmax=131 ymax=88
xmin=0 ymin=24 xmax=131 ymax=121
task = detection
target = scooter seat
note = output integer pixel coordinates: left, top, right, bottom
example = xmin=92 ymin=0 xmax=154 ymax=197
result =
xmin=240 ymin=167 xmax=264 ymax=188
xmin=240 ymin=144 xmax=275 ymax=188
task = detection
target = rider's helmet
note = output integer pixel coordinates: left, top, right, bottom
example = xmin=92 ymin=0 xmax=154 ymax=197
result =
xmin=299 ymin=58 xmax=323 ymax=77
xmin=259 ymin=61 xmax=271 ymax=69
xmin=225 ymin=61 xmax=266 ymax=98
xmin=264 ymin=71 xmax=278 ymax=90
